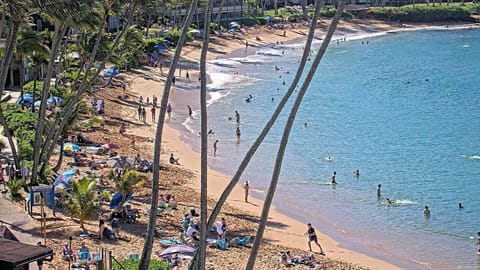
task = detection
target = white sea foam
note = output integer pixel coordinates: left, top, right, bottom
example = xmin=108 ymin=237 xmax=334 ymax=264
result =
xmin=256 ymin=49 xmax=283 ymax=57
xmin=461 ymin=44 xmax=470 ymax=48
xmin=464 ymin=154 xmax=480 ymax=160
xmin=393 ymin=199 xmax=419 ymax=205
xmin=208 ymin=59 xmax=239 ymax=68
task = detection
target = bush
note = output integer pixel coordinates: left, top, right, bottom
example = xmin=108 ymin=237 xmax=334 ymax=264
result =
xmin=112 ymin=258 xmax=170 ymax=270
xmin=319 ymin=8 xmax=354 ymax=18
xmin=6 ymin=178 xmax=25 ymax=199
xmin=369 ymin=5 xmax=472 ymax=22
xmin=18 ymin=140 xmax=34 ymax=161
xmin=23 ymin=80 xmax=60 ymax=97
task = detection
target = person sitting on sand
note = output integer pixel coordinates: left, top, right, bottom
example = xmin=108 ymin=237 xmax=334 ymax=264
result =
xmin=169 ymin=153 xmax=180 ymax=165
xmin=119 ymin=122 xmax=126 ymax=134
xmin=62 ymin=243 xmax=76 ymax=262
xmin=186 ymin=220 xmax=199 ymax=237
xmin=216 ymin=218 xmax=227 ymax=239
xmin=159 ymin=195 xmax=168 ymax=208
xmin=169 ymin=195 xmax=178 ymax=209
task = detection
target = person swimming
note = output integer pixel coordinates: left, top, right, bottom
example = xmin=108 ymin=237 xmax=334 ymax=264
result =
xmin=386 ymin=198 xmax=394 ymax=205
xmin=459 ymin=203 xmax=464 ymax=209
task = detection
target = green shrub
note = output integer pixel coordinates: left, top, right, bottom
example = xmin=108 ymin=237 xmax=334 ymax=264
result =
xmin=112 ymin=258 xmax=170 ymax=270
xmin=18 ymin=140 xmax=34 ymax=161
xmin=319 ymin=8 xmax=353 ymax=18
xmin=369 ymin=5 xmax=472 ymax=22
xmin=23 ymin=80 xmax=60 ymax=97
xmin=6 ymin=178 xmax=25 ymax=199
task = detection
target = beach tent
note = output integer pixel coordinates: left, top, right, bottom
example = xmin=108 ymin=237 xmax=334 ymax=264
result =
xmin=158 ymin=245 xmax=196 ymax=258
xmin=53 ymin=168 xmax=76 ymax=189
xmin=107 ymin=156 xmax=134 ymax=168
xmin=109 ymin=192 xmax=133 ymax=209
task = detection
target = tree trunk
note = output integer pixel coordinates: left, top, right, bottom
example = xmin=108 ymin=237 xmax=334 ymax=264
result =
xmin=215 ymin=0 xmax=225 ymax=33
xmin=0 ymin=108 xmax=19 ymax=168
xmin=246 ymin=1 xmax=345 ymax=268
xmin=138 ymin=0 xmax=199 ymax=267
xmin=52 ymin=138 xmax=64 ymax=173
xmin=38 ymin=5 xmax=137 ymax=179
xmin=30 ymin=23 xmax=66 ymax=185
xmin=301 ymin=0 xmax=308 ymax=17
xmin=200 ymin=0 xmax=325 ymax=257
xmin=274 ymin=0 xmax=278 ymax=15
xmin=195 ymin=0 xmax=214 ymax=268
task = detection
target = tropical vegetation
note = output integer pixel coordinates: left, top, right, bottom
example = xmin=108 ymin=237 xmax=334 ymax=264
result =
xmin=64 ymin=177 xmax=98 ymax=230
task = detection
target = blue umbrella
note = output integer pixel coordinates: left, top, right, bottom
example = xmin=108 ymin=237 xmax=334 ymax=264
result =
xmin=264 ymin=16 xmax=272 ymax=21
xmin=54 ymin=168 xmax=76 ymax=187
xmin=230 ymin=22 xmax=241 ymax=29
xmin=109 ymin=192 xmax=133 ymax=209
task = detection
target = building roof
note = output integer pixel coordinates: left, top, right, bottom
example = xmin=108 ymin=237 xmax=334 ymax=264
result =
xmin=0 ymin=239 xmax=54 ymax=268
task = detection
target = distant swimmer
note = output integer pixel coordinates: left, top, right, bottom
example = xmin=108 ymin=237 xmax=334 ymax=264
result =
xmin=236 ymin=126 xmax=241 ymax=141
xmin=282 ymin=81 xmax=285 ymax=85
xmin=377 ymin=184 xmax=382 ymax=197
xmin=331 ymin=171 xmax=337 ymax=184
xmin=354 ymin=169 xmax=360 ymax=177
xmin=246 ymin=94 xmax=253 ymax=103
xmin=304 ymin=122 xmax=307 ymax=128
xmin=386 ymin=198 xmax=394 ymax=205
xmin=272 ymin=97 xmax=275 ymax=102
xmin=424 ymin=206 xmax=431 ymax=217
xmin=326 ymin=156 xmax=332 ymax=162
xmin=208 ymin=129 xmax=214 ymax=136
xmin=459 ymin=203 xmax=464 ymax=209
xmin=425 ymin=78 xmax=430 ymax=82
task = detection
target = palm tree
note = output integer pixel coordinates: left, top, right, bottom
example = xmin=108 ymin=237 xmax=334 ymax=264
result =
xmin=196 ymin=0 xmax=215 ymax=268
xmin=139 ymin=0 xmax=201 ymax=268
xmin=15 ymin=28 xmax=49 ymax=107
xmin=246 ymin=1 xmax=345 ymax=268
xmin=64 ymin=177 xmax=98 ymax=230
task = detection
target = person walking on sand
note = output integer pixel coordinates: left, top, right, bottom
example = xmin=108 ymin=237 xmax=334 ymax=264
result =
xmin=331 ymin=171 xmax=337 ymax=184
xmin=187 ymin=105 xmax=193 ymax=119
xmin=167 ymin=103 xmax=172 ymax=119
xmin=141 ymin=107 xmax=146 ymax=123
xmin=243 ymin=181 xmax=250 ymax=202
xmin=151 ymin=106 xmax=156 ymax=122
xmin=306 ymin=223 xmax=324 ymax=255
xmin=213 ymin=140 xmax=219 ymax=156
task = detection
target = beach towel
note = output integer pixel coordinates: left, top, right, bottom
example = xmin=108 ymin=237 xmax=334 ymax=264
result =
xmin=238 ymin=235 xmax=250 ymax=246
xmin=160 ymin=239 xmax=183 ymax=245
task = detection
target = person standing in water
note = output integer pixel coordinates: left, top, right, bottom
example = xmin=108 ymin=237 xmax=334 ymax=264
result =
xmin=306 ymin=223 xmax=325 ymax=255
xmin=236 ymin=127 xmax=241 ymax=142
xmin=377 ymin=184 xmax=382 ymax=198
xmin=235 ymin=110 xmax=240 ymax=124
xmin=187 ymin=105 xmax=193 ymax=119
xmin=213 ymin=140 xmax=219 ymax=157
xmin=331 ymin=171 xmax=337 ymax=184
xmin=166 ymin=103 xmax=172 ymax=119
xmin=424 ymin=206 xmax=431 ymax=217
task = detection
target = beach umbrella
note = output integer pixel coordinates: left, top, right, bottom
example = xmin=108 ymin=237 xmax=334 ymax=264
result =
xmin=16 ymin=94 xmax=34 ymax=104
xmin=109 ymin=192 xmax=133 ymax=209
xmin=64 ymin=143 xmax=81 ymax=151
xmin=102 ymin=143 xmax=119 ymax=150
xmin=158 ymin=245 xmax=196 ymax=257
xmin=53 ymin=168 xmax=77 ymax=187
xmin=47 ymin=96 xmax=64 ymax=105
xmin=264 ymin=16 xmax=272 ymax=22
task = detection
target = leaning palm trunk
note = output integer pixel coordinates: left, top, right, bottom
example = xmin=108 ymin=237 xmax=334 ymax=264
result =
xmin=195 ymin=0 xmax=215 ymax=268
xmin=138 ymin=0 xmax=200 ymax=268
xmin=52 ymin=138 xmax=65 ymax=172
xmin=202 ymin=0 xmax=324 ymax=245
xmin=0 ymin=20 xmax=21 ymax=168
xmin=246 ymin=1 xmax=345 ymax=269
xmin=38 ymin=6 xmax=137 ymax=179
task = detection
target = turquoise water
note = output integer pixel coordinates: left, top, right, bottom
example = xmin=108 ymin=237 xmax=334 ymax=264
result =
xmin=180 ymin=27 xmax=480 ymax=269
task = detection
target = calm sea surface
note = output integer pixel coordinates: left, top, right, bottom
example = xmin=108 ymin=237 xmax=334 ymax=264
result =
xmin=180 ymin=27 xmax=480 ymax=269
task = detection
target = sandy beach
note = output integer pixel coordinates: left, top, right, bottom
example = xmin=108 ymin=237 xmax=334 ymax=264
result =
xmin=11 ymin=18 xmax=480 ymax=270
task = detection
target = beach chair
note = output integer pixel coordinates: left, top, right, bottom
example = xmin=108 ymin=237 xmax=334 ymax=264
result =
xmin=128 ymin=253 xmax=140 ymax=260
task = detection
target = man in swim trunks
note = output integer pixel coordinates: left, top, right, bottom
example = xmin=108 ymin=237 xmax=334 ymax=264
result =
xmin=306 ymin=223 xmax=324 ymax=255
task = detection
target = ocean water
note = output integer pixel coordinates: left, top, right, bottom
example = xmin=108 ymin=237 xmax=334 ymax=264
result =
xmin=180 ymin=27 xmax=480 ymax=269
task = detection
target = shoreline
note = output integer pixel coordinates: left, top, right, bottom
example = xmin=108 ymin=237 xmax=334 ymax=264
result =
xmin=132 ymin=20 xmax=479 ymax=270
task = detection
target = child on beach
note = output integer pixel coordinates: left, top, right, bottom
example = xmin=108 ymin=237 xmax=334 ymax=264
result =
xmin=305 ymin=223 xmax=324 ymax=255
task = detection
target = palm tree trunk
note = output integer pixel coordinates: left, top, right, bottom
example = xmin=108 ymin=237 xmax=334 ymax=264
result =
xmin=30 ymin=23 xmax=67 ymax=185
xmin=195 ymin=0 xmax=214 ymax=268
xmin=38 ymin=5 xmax=137 ymax=179
xmin=274 ymin=0 xmax=278 ymax=15
xmin=0 ymin=108 xmax=19 ymax=168
xmin=52 ymin=138 xmax=64 ymax=172
xmin=215 ymin=0 xmax=225 ymax=33
xmin=201 ymin=0 xmax=324 ymax=256
xmin=301 ymin=0 xmax=308 ymax=17
xmin=138 ymin=0 xmax=199 ymax=268
xmin=246 ymin=1 xmax=345 ymax=269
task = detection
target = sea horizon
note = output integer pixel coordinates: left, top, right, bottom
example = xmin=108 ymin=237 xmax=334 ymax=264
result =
xmin=170 ymin=25 xmax=480 ymax=270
